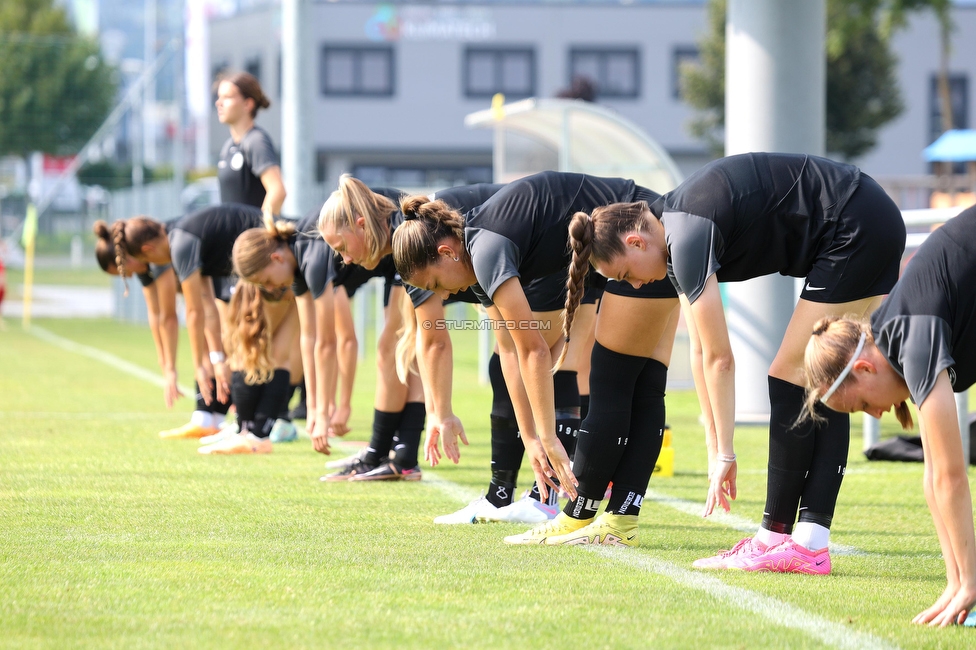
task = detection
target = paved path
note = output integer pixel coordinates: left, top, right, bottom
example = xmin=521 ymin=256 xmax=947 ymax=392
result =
xmin=3 ymin=285 xmax=113 ymax=319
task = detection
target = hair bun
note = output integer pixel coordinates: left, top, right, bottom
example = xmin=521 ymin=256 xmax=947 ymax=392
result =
xmin=93 ymin=220 xmax=110 ymax=239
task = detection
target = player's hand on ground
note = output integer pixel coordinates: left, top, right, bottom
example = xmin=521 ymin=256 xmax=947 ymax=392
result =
xmin=309 ymin=412 xmax=331 ymax=455
xmin=163 ymin=370 xmax=183 ymax=408
xmin=913 ymin=583 xmax=957 ymax=625
xmin=704 ymin=458 xmax=737 ymax=516
xmin=195 ymin=365 xmax=215 ymax=405
xmin=926 ymin=584 xmax=976 ymax=627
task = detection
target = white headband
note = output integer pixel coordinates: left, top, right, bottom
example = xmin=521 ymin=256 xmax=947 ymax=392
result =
xmin=820 ymin=331 xmax=866 ymax=403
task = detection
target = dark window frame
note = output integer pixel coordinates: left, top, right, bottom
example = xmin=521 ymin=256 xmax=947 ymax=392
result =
xmin=244 ymin=55 xmax=262 ymax=86
xmin=320 ymin=45 xmax=396 ymax=98
xmin=929 ymin=72 xmax=969 ymax=143
xmin=671 ymin=45 xmax=700 ymax=100
xmin=568 ymin=47 xmax=641 ymax=99
xmin=463 ymin=46 xmax=536 ymax=100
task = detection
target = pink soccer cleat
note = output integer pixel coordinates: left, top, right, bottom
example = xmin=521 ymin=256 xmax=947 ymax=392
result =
xmin=729 ymin=539 xmax=831 ymax=575
xmin=693 ymin=537 xmax=769 ymax=570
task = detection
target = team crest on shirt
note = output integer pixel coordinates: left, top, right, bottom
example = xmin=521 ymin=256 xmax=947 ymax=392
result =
xmin=230 ymin=151 xmax=244 ymax=171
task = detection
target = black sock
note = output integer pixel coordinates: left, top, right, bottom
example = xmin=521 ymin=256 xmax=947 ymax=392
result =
xmin=364 ymin=409 xmax=402 ymax=466
xmin=488 ymin=352 xmax=515 ymax=419
xmin=487 ymin=469 xmax=518 ymax=508
xmin=253 ymin=369 xmax=291 ymax=438
xmin=565 ymin=495 xmax=602 ymax=520
xmin=554 ymin=370 xmax=581 ymax=459
xmin=488 ymin=353 xmax=523 ymax=506
xmin=230 ymin=371 xmax=262 ymax=434
xmin=762 ymin=376 xmax=814 ymax=534
xmin=392 ymin=402 xmax=425 ymax=469
xmin=797 ymin=403 xmax=850 ymax=529
xmin=605 ymin=358 xmax=668 ymax=517
xmin=489 ymin=415 xmax=523 ymax=507
xmin=562 ymin=342 xmax=648 ymax=519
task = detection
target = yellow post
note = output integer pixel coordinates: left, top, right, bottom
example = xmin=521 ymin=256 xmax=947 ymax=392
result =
xmin=21 ymin=204 xmax=38 ymax=330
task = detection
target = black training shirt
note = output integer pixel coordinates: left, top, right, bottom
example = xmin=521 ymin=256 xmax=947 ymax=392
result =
xmin=871 ymin=205 xmax=976 ymax=406
xmin=217 ymin=125 xmax=280 ymax=208
xmin=462 ymin=171 xmax=638 ymax=305
xmin=168 ymin=204 xmax=265 ymax=282
xmin=655 ymin=152 xmax=861 ymax=304
xmin=288 ymin=211 xmax=334 ymax=300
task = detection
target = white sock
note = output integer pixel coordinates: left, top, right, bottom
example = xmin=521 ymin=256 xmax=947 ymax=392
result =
xmin=754 ymin=527 xmax=790 ymax=548
xmin=792 ymin=522 xmax=830 ymax=551
xmin=190 ymin=410 xmax=214 ymax=428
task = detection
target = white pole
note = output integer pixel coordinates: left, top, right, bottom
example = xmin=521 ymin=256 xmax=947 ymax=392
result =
xmin=281 ymin=0 xmax=314 ymax=216
xmin=725 ymin=0 xmax=825 ymax=423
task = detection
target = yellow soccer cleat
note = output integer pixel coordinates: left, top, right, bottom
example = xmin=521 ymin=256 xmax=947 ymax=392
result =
xmin=503 ymin=512 xmax=592 ymax=545
xmin=158 ymin=421 xmax=219 ymax=440
xmin=546 ymin=512 xmax=639 ymax=547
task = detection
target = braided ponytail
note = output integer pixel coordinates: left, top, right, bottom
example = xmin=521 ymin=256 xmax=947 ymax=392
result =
xmin=554 ymin=212 xmax=594 ymax=371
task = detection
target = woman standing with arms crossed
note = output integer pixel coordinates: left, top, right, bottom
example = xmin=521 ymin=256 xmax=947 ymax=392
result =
xmin=566 ymin=153 xmax=905 ymax=568
xmin=803 ymin=205 xmax=976 ymax=625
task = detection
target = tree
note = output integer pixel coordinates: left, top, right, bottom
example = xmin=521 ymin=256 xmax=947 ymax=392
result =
xmin=0 ymin=0 xmax=116 ymax=159
xmin=681 ymin=0 xmax=949 ymax=160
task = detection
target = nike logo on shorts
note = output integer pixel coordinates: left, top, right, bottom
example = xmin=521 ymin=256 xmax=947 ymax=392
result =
xmin=804 ymin=283 xmax=826 ymax=291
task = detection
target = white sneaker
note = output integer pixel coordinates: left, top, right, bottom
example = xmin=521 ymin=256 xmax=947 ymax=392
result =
xmin=199 ymin=422 xmax=239 ymax=445
xmin=324 ymin=448 xmax=368 ymax=469
xmin=478 ymin=496 xmax=559 ymax=524
xmin=433 ymin=497 xmax=498 ymax=524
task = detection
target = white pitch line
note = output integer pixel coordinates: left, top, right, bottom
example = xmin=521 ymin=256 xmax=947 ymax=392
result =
xmin=644 ymin=488 xmax=864 ymax=556
xmin=27 ymin=325 xmax=195 ymax=395
xmin=29 ymin=329 xmax=891 ymax=647
xmin=588 ymin=547 xmax=898 ymax=650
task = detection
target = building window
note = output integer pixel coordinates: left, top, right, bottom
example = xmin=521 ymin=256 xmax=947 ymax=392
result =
xmin=321 ymin=46 xmax=395 ymax=97
xmin=672 ymin=46 xmax=700 ymax=100
xmin=244 ymin=56 xmax=262 ymax=85
xmin=929 ymin=73 xmax=969 ymax=143
xmin=568 ymin=48 xmax=640 ymax=99
xmin=464 ymin=47 xmax=535 ymax=99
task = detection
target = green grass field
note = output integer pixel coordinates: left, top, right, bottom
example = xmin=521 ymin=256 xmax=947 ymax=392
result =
xmin=1 ymin=316 xmax=974 ymax=649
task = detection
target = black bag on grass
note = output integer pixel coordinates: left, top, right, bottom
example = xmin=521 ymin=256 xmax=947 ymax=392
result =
xmin=863 ymin=435 xmax=924 ymax=462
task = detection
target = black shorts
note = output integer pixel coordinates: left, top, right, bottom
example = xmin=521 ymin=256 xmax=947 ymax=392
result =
xmin=334 ymin=263 xmax=396 ymax=307
xmin=800 ymin=173 xmax=906 ymax=304
xmin=211 ymin=275 xmax=235 ymax=303
xmin=523 ymin=269 xmax=605 ymax=312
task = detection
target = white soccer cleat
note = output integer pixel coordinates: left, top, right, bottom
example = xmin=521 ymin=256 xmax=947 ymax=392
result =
xmin=433 ymin=497 xmax=498 ymax=524
xmin=477 ymin=496 xmax=558 ymax=524
xmin=199 ymin=421 xmax=240 ymax=445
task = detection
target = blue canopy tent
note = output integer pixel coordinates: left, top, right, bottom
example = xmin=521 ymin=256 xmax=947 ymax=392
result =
xmin=924 ymin=129 xmax=976 ymax=162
